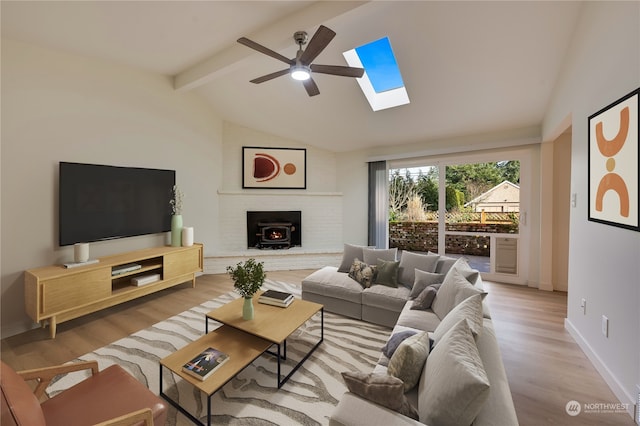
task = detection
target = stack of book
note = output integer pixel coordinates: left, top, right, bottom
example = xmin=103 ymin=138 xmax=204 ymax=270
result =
xmin=111 ymin=263 xmax=141 ymax=276
xmin=182 ymin=347 xmax=229 ymax=381
xmin=258 ymin=289 xmax=294 ymax=308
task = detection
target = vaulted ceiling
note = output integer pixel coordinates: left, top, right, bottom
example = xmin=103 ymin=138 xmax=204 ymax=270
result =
xmin=1 ymin=1 xmax=583 ymax=152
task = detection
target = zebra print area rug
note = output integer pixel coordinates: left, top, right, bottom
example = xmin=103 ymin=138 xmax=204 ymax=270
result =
xmin=47 ymin=280 xmax=391 ymax=425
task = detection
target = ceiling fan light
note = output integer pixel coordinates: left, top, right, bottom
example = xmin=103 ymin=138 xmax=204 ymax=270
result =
xmin=291 ymin=65 xmax=311 ymax=81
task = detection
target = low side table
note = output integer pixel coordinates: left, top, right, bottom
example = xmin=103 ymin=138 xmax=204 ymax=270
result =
xmin=159 ymin=325 xmax=272 ymax=426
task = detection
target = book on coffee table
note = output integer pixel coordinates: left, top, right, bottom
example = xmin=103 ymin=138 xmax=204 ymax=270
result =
xmin=259 ymin=290 xmax=294 ymax=308
xmin=182 ymin=347 xmax=229 ymax=381
xmin=258 ymin=297 xmax=293 ymax=308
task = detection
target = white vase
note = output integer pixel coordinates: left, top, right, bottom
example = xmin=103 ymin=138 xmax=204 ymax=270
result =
xmin=182 ymin=226 xmax=194 ymax=246
xmin=74 ymin=243 xmax=89 ymax=263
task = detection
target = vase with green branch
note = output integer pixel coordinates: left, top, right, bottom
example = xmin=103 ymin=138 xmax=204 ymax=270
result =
xmin=226 ymin=258 xmax=266 ymax=320
xmin=170 ymin=185 xmax=184 ymax=247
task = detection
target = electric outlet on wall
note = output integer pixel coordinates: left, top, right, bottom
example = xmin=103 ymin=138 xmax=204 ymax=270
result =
xmin=601 ymin=315 xmax=609 ymax=338
xmin=581 ymin=298 xmax=586 ymax=315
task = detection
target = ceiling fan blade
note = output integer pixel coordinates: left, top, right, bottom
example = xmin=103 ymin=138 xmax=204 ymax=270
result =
xmin=302 ymin=77 xmax=320 ymax=97
xmin=299 ymin=25 xmax=336 ymax=65
xmin=250 ymin=69 xmax=290 ymax=84
xmin=311 ymin=64 xmax=365 ymax=78
xmin=238 ymin=37 xmax=294 ymax=65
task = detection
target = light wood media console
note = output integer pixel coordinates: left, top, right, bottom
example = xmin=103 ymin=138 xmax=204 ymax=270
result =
xmin=24 ymin=243 xmax=203 ymax=338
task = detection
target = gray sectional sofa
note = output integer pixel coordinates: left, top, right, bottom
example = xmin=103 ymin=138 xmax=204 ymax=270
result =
xmin=301 ymin=244 xmax=518 ymax=426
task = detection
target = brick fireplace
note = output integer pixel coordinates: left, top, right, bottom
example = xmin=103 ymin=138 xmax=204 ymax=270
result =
xmin=247 ymin=211 xmax=302 ymax=249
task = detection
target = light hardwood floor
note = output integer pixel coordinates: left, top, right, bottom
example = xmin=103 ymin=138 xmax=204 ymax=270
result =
xmin=1 ymin=270 xmax=634 ymax=425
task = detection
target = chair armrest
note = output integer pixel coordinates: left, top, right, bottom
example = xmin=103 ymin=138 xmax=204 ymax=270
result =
xmin=17 ymin=360 xmax=99 ymax=398
xmin=93 ymin=408 xmax=154 ymax=426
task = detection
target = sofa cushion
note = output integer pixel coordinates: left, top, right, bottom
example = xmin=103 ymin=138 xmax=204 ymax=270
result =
xmin=418 ymin=319 xmax=490 ymax=426
xmin=348 ymin=259 xmax=377 ymax=288
xmin=432 ymin=268 xmax=485 ymax=320
xmin=338 ymin=244 xmax=373 ymax=273
xmin=330 ymin=392 xmax=422 ymax=426
xmin=301 ymin=266 xmax=363 ymax=304
xmin=409 ymin=270 xmax=445 ymax=299
xmin=341 ymin=371 xmax=418 ymax=420
xmin=362 ymin=284 xmax=410 ymax=312
xmin=388 ymin=331 xmax=430 ymax=392
xmin=373 ymin=260 xmax=400 ymax=287
xmin=432 ymin=294 xmax=484 ymax=344
xmin=410 ymin=284 xmax=440 ymax=311
xmin=382 ymin=330 xmax=418 ymax=359
xmin=395 ymin=302 xmax=441 ymax=332
xmin=397 ymin=252 xmax=440 ymax=288
xmin=471 ymin=320 xmax=520 ymax=425
xmin=363 ymin=248 xmax=397 ymax=265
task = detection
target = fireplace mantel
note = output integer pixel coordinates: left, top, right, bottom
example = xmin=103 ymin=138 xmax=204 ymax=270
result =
xmin=204 ymin=247 xmax=343 ymax=274
xmin=218 ymin=190 xmax=342 ymax=197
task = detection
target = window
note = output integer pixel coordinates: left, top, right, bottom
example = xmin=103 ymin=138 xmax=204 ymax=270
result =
xmin=388 ymin=159 xmax=523 ymax=279
xmin=343 ymin=37 xmax=409 ymax=111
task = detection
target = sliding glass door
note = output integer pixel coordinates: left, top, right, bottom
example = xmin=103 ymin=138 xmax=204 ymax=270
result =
xmin=444 ymin=161 xmax=520 ymax=273
xmin=389 ymin=149 xmax=529 ymax=285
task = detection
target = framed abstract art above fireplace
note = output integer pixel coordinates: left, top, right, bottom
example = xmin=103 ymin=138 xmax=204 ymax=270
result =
xmin=242 ymin=146 xmax=306 ymax=189
xmin=588 ymin=87 xmax=639 ymax=232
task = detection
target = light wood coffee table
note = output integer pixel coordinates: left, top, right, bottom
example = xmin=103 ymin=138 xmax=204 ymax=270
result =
xmin=205 ymin=291 xmax=324 ymax=389
xmin=159 ymin=325 xmax=272 ymax=425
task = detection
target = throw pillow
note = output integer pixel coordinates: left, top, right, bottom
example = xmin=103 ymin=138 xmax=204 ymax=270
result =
xmin=430 ymin=253 xmax=458 ymax=275
xmin=409 ymin=270 xmax=445 ymax=299
xmin=387 ymin=331 xmax=430 ymax=392
xmin=338 ymin=243 xmax=371 ymax=273
xmin=397 ymin=251 xmax=440 ymax=288
xmin=342 ymin=371 xmax=418 ymax=420
xmin=432 ymin=268 xmax=485 ymax=320
xmin=373 ymin=259 xmax=400 ymax=287
xmin=382 ymin=330 xmax=418 ymax=358
xmin=410 ymin=284 xmax=440 ymax=311
xmin=432 ymin=294 xmax=484 ymax=344
xmin=363 ymin=247 xmax=397 ymax=265
xmin=418 ymin=319 xmax=490 ymax=426
xmin=348 ymin=258 xmax=377 ymax=288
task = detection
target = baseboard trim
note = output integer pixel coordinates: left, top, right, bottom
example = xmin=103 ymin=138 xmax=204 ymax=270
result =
xmin=1 ymin=320 xmax=39 ymax=340
xmin=564 ymin=318 xmax=636 ymax=419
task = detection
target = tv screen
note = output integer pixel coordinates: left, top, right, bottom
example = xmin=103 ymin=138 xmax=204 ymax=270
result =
xmin=59 ymin=162 xmax=175 ymax=246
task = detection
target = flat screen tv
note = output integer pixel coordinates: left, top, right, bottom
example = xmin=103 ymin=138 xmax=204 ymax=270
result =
xmin=59 ymin=162 xmax=175 ymax=246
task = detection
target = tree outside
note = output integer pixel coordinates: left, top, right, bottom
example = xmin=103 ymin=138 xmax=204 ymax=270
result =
xmin=388 ymin=161 xmax=520 ymax=220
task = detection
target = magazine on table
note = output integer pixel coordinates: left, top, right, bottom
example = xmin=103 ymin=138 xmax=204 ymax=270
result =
xmin=182 ymin=347 xmax=229 ymax=381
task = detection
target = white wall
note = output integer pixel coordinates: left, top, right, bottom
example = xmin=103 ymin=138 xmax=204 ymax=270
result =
xmin=216 ymin=122 xmax=343 ymax=251
xmin=543 ymin=1 xmax=640 ymax=414
xmin=1 ymin=39 xmax=224 ymax=337
xmin=337 ymin=133 xmax=543 ymax=287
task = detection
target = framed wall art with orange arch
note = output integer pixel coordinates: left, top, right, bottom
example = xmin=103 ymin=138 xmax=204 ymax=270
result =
xmin=242 ymin=146 xmax=307 ymax=189
xmin=588 ymin=88 xmax=639 ymax=232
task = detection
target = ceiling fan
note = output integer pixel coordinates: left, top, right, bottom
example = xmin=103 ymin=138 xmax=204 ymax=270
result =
xmin=237 ymin=25 xmax=365 ymax=97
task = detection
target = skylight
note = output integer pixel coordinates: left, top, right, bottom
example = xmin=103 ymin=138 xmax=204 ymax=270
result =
xmin=343 ymin=36 xmax=409 ymax=111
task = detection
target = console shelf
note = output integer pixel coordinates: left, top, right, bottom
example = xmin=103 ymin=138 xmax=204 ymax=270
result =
xmin=24 ymin=244 xmax=203 ymax=338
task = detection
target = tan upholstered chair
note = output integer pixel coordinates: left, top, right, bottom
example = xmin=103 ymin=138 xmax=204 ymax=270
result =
xmin=0 ymin=360 xmax=167 ymax=426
